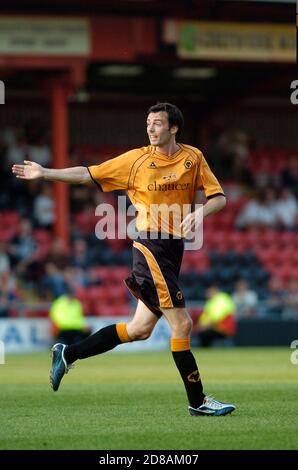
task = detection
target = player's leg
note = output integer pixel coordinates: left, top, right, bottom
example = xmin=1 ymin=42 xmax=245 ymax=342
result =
xmin=160 ymin=306 xmax=236 ymax=416
xmin=126 ymin=300 xmax=160 ymax=340
xmin=50 ymin=300 xmax=158 ymax=391
xmin=64 ymin=299 xmax=158 ymax=363
xmin=160 ymin=306 xmax=205 ymax=409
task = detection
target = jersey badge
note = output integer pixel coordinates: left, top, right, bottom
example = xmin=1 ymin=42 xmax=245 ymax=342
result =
xmin=184 ymin=159 xmax=193 ymax=169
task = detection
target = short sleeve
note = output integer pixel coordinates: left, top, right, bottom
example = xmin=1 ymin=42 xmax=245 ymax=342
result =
xmin=88 ymin=149 xmax=142 ymax=192
xmin=196 ymin=153 xmax=225 ymax=199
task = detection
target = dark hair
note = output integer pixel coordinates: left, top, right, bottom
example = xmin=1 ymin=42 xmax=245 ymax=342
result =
xmin=147 ymin=102 xmax=184 ymax=137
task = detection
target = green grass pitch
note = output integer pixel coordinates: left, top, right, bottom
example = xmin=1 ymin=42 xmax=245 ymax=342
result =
xmin=1 ymin=347 xmax=297 ymax=450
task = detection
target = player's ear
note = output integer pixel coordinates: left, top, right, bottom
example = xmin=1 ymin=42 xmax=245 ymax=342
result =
xmin=170 ymin=125 xmax=178 ymax=135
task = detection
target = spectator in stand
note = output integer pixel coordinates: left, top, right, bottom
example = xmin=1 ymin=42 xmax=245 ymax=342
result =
xmin=232 ymin=280 xmax=258 ymax=317
xmin=70 ymin=185 xmax=93 ymax=212
xmin=70 ymin=238 xmax=93 ymax=270
xmin=236 ymin=188 xmax=277 ymax=229
xmin=8 ymin=218 xmax=43 ymax=282
xmin=0 ymin=241 xmax=10 ymax=274
xmin=9 ymin=218 xmax=37 ymax=265
xmin=19 ymin=180 xmax=41 ymax=216
xmin=0 ymin=287 xmax=12 ymax=317
xmin=282 ymin=278 xmax=298 ymax=319
xmin=4 ymin=123 xmax=51 ymax=215
xmin=41 ymin=262 xmax=68 ymax=300
xmin=40 ymin=239 xmax=70 ymax=299
xmin=33 ymin=182 xmax=55 ymax=229
xmin=0 ymin=271 xmax=18 ymax=317
xmin=267 ymin=277 xmax=287 ymax=317
xmin=275 ymin=188 xmax=298 ymax=229
xmin=24 ymin=119 xmax=51 ymax=167
xmin=216 ymin=129 xmax=253 ymax=185
xmin=5 ymin=130 xmax=27 ymax=168
xmin=0 ymin=134 xmax=10 ymax=209
xmin=4 ymin=122 xmax=51 ymax=169
xmin=87 ymin=267 xmax=103 ymax=287
xmin=46 ymin=238 xmax=70 ymax=271
xmin=196 ymin=286 xmax=236 ymax=347
xmin=281 ymin=155 xmax=298 ymax=200
xmin=65 ymin=266 xmax=89 ymax=291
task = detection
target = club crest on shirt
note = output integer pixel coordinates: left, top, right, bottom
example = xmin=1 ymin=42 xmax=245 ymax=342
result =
xmin=148 ymin=161 xmax=158 ymax=169
xmin=176 ymin=291 xmax=183 ymax=300
xmin=184 ymin=159 xmax=193 ymax=169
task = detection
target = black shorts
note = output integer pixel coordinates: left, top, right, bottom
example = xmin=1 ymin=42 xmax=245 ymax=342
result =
xmin=125 ymin=234 xmax=185 ymax=317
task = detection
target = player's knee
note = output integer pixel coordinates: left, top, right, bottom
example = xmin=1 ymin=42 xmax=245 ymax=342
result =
xmin=127 ymin=324 xmax=152 ymax=341
xmin=134 ymin=328 xmax=151 ymax=341
xmin=176 ymin=316 xmax=193 ymax=337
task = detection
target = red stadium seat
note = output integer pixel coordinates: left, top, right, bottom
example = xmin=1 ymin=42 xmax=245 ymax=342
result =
xmin=180 ymin=257 xmax=193 ymax=273
xmin=33 ymin=229 xmax=53 ymax=243
xmin=87 ymin=286 xmax=109 ymax=301
xmin=106 ymin=285 xmax=128 ymax=303
xmin=92 ymin=303 xmax=131 ymax=316
xmin=89 ymin=267 xmax=114 ymax=283
xmin=74 ymin=211 xmax=98 ymax=236
xmin=33 ymin=230 xmax=53 ymax=259
xmin=278 ymin=232 xmax=298 ymax=249
xmin=0 ymin=227 xmax=17 ymax=242
xmin=255 ymin=247 xmax=279 ymax=265
xmin=205 ymin=231 xmax=226 ymax=250
xmin=215 ymin=211 xmax=235 ymax=229
xmin=0 ymin=211 xmax=20 ymax=228
xmin=277 ymin=248 xmax=298 ymax=266
xmin=110 ymin=267 xmax=130 ymax=282
xmin=277 ymin=266 xmax=294 ymax=286
xmin=258 ymin=230 xmax=278 ymax=248
xmin=243 ymin=230 xmax=261 ymax=249
xmin=189 ymin=308 xmax=203 ymax=324
xmin=224 ymin=231 xmax=247 ymax=253
xmin=24 ymin=307 xmax=49 ymax=318
xmin=80 ymin=299 xmax=93 ymax=316
xmin=113 ymin=304 xmax=132 ymax=316
xmin=106 ymin=238 xmax=129 ymax=252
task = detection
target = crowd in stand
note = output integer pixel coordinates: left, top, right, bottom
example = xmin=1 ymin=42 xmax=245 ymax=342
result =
xmin=0 ymin=121 xmax=298 ymax=319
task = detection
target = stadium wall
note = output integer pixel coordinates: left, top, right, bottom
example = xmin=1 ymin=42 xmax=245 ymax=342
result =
xmin=1 ymin=317 xmax=297 ymax=354
xmin=0 ymin=317 xmax=171 ymax=354
xmin=234 ymin=318 xmax=298 ymax=347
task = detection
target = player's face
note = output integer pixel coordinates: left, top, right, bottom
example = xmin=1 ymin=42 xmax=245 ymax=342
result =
xmin=146 ymin=111 xmax=177 ymax=147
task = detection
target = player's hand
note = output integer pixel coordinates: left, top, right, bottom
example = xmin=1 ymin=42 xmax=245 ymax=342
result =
xmin=180 ymin=207 xmax=203 ymax=238
xmin=11 ymin=160 xmax=44 ymax=180
xmin=180 ymin=211 xmax=197 ymax=238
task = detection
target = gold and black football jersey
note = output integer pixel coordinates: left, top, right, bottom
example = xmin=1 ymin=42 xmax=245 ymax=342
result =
xmin=88 ymin=144 xmax=224 ymax=235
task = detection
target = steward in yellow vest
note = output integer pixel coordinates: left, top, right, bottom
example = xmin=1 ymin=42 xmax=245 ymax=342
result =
xmin=197 ymin=286 xmax=236 ymax=347
xmin=49 ymin=292 xmax=90 ymax=345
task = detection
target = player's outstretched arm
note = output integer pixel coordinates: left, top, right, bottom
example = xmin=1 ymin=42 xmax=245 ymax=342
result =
xmin=11 ymin=160 xmax=91 ymax=184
